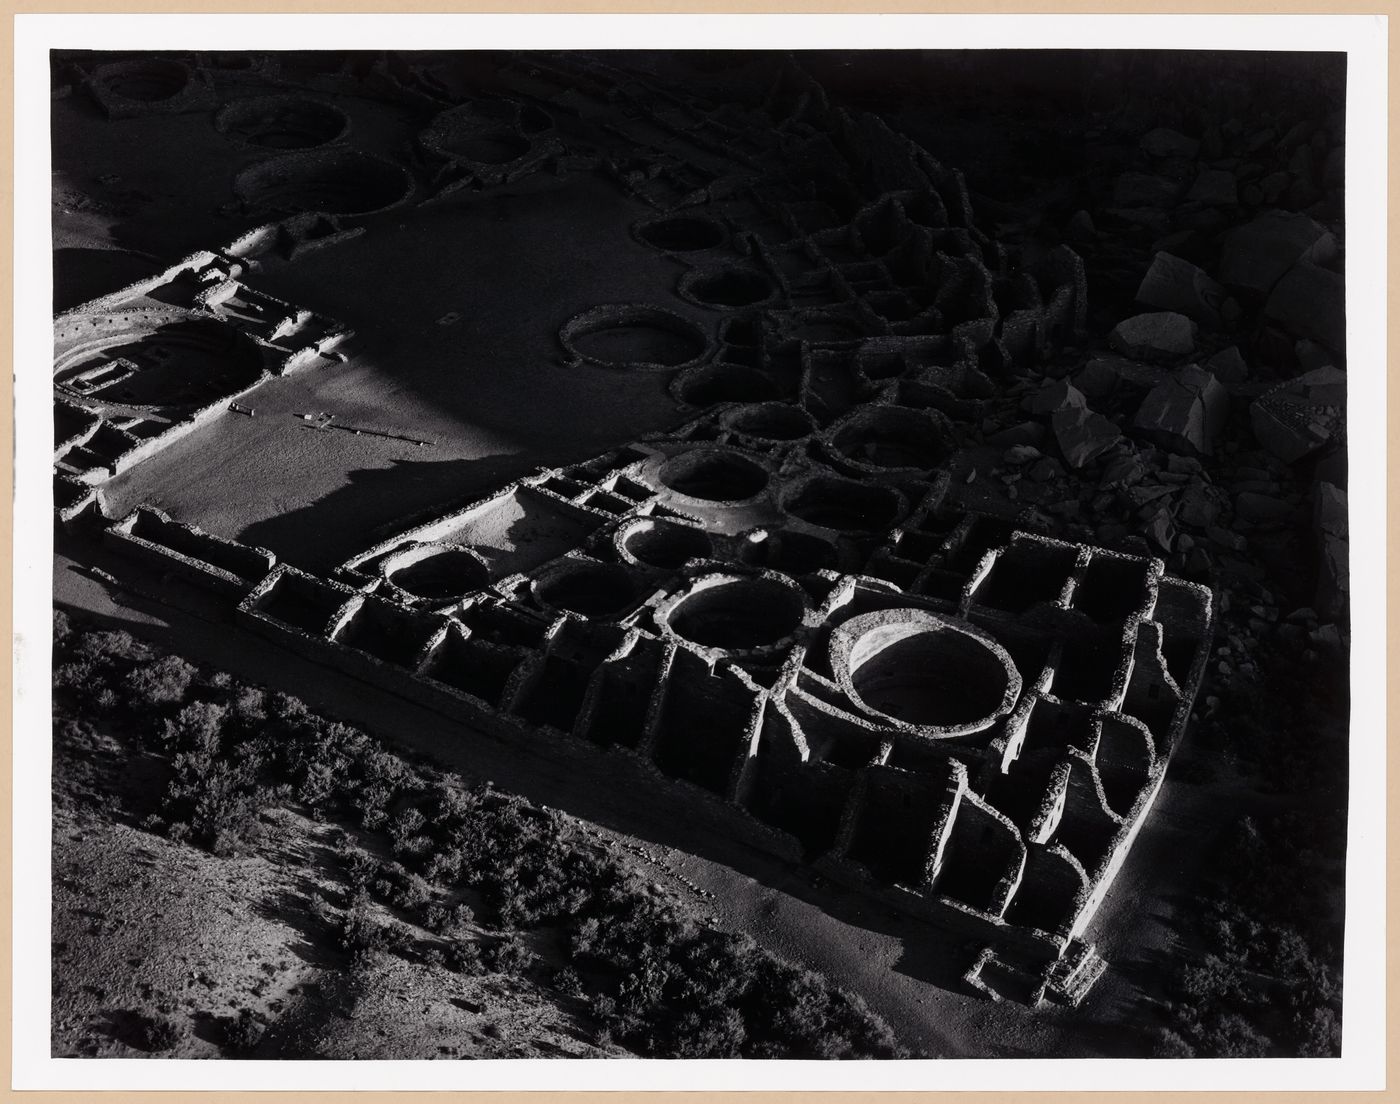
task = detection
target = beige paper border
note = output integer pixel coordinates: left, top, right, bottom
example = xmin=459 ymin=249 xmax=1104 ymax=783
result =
xmin=5 ymin=4 xmax=1393 ymax=1099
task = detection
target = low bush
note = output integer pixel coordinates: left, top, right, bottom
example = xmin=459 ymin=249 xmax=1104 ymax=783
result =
xmin=222 ymin=1010 xmax=266 ymax=1055
xmin=132 ymin=1013 xmax=183 ymax=1052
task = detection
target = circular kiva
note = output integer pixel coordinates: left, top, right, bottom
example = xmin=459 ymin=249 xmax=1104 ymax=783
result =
xmin=382 ymin=543 xmax=489 ymax=603
xmin=560 ymin=304 xmax=713 ymax=372
xmin=672 ymin=361 xmax=779 ymax=407
xmin=53 ymin=308 xmax=266 ymax=413
xmin=420 ymin=102 xmax=535 ymax=165
xmin=677 ymin=265 xmax=777 ymax=309
xmin=659 ymin=572 xmax=808 ymax=654
xmin=232 ymin=149 xmax=413 ymax=219
xmin=829 ymin=609 xmax=1022 ymax=737
xmin=92 ymin=58 xmax=191 ymax=103
xmin=825 ymin=404 xmax=954 ymax=473
xmin=720 ymin=402 xmax=816 ymax=444
xmin=216 ymin=95 xmax=350 ymax=150
xmin=531 ymin=560 xmax=639 ymax=620
xmin=633 ymin=214 xmax=727 ymax=253
xmin=614 ymin=517 xmax=713 ymax=571
xmin=656 ymin=448 xmax=770 ymax=505
xmin=751 ymin=527 xmax=839 ymax=574
xmin=780 ymin=473 xmax=903 ymax=534
xmin=518 ymin=103 xmax=553 ymax=135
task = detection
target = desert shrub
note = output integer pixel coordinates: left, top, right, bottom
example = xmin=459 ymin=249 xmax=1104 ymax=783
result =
xmin=668 ymin=1006 xmax=747 ymax=1058
xmin=484 ymin=933 xmax=535 ymax=974
xmin=446 ymin=939 xmax=483 ymax=976
xmin=124 ymin=654 xmax=197 ymax=709
xmin=133 ymin=1012 xmax=183 ymax=1052
xmin=222 ymin=1010 xmax=266 ymax=1055
xmin=1198 ymin=1011 xmax=1272 ymax=1058
xmin=575 ymin=904 xmax=903 ymax=1060
xmin=160 ymin=755 xmax=275 ymax=856
xmin=159 ymin=700 xmax=229 ymax=756
xmin=337 ymin=889 xmax=388 ymax=961
xmin=1293 ymin=1005 xmax=1341 ymax=1057
xmin=53 ymin=659 xmax=103 ymax=695
xmin=552 ymin=966 xmax=584 ymax=996
xmin=340 ymin=847 xmax=378 ymax=892
xmin=371 ymin=861 xmax=433 ymax=913
xmin=227 ymin=686 xmax=269 ymax=730
xmin=70 ymin=628 xmax=152 ymax=665
xmin=389 ymin=806 xmax=427 ymax=848
xmin=1153 ymin=1028 xmax=1197 ymax=1058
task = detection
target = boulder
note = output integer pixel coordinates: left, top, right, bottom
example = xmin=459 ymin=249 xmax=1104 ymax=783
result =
xmin=1142 ymin=507 xmax=1177 ymax=553
xmin=1073 ymin=358 xmax=1121 ymax=401
xmin=1135 ymin=252 xmax=1226 ymax=327
xmin=1314 ymin=479 xmax=1348 ymax=539
xmin=1249 ymin=365 xmax=1347 ymax=463
xmin=1260 ymin=171 xmax=1292 ymax=204
xmin=1313 ymin=481 xmax=1349 ymax=621
xmin=1187 ymin=169 xmax=1239 ymax=207
xmin=1024 ymin=379 xmax=1086 ymax=415
xmin=1066 ymin=209 xmax=1096 ymax=242
xmin=1052 ymin=406 xmax=1122 ymax=469
xmin=1295 ymin=340 xmax=1337 ymax=373
xmin=1109 ymin=312 xmax=1197 ymax=361
xmin=1141 ymin=127 xmax=1200 ymax=159
xmin=1028 ymin=457 xmax=1064 ymax=482
xmin=1113 ymin=172 xmax=1183 ymax=209
xmin=1235 ymin=491 xmax=1295 ymax=525
xmin=1207 ymin=524 xmax=1248 ymax=553
xmin=1178 ymin=480 xmax=1224 ymax=528
xmin=1099 ymin=452 xmax=1145 ymax=489
xmin=1131 ymin=366 xmax=1229 ymax=456
xmin=985 ymin=421 xmax=1047 ymax=448
xmin=1264 ymin=262 xmax=1346 ymax=351
xmin=1218 ymin=210 xmax=1337 ymax=294
xmin=1204 ymin=345 xmax=1249 ymax=387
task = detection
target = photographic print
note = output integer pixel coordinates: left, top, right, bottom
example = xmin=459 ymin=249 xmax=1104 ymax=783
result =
xmin=19 ymin=15 xmax=1384 ymax=1089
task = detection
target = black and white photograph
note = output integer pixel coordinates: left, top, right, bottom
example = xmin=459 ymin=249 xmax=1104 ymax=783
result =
xmin=14 ymin=11 xmax=1387 ymax=1092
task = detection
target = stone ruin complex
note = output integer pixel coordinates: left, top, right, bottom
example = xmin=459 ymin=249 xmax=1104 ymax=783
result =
xmin=51 ymin=50 xmax=1215 ymax=1008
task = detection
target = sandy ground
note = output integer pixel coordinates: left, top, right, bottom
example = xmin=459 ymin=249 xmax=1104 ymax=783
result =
xmin=97 ymin=173 xmax=715 ymax=572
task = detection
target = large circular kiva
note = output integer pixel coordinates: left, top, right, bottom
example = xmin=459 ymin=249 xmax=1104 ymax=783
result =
xmin=382 ymin=543 xmax=488 ymax=602
xmin=560 ymin=304 xmax=713 ymax=372
xmin=615 ymin=517 xmax=712 ymax=571
xmin=420 ymin=101 xmax=538 ymax=165
xmin=722 ymin=402 xmax=815 ymax=443
xmin=830 ymin=609 xmax=1021 ymax=737
xmin=678 ymin=265 xmax=776 ymax=309
xmin=826 ymin=404 xmax=954 ymax=472
xmin=661 ymin=572 xmax=807 ymax=652
xmin=216 ymin=95 xmax=350 ymax=150
xmin=53 ymin=308 xmax=266 ymax=412
xmin=634 ymin=214 xmax=727 ymax=253
xmin=233 ymin=148 xmax=413 ymax=218
xmin=93 ymin=58 xmax=191 ymax=103
xmin=673 ymin=362 xmax=779 ymax=407
xmin=657 ymin=448 xmax=770 ymax=504
xmin=532 ymin=560 xmax=638 ymax=620
xmin=780 ymin=474 xmax=902 ymax=534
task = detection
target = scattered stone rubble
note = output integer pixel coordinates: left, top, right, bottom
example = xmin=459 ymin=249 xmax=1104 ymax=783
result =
xmin=50 ymin=49 xmax=1347 ymax=1010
